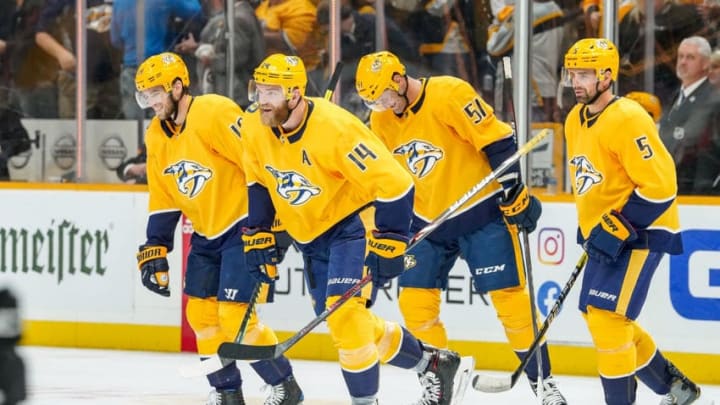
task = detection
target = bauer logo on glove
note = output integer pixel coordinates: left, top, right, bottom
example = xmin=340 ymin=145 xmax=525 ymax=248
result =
xmin=365 ymin=231 xmax=408 ymax=286
xmin=584 ymin=210 xmax=637 ymax=264
xmin=136 ymin=245 xmax=170 ymax=297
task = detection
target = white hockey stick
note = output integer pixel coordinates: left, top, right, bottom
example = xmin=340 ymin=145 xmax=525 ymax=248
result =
xmin=472 ymin=252 xmax=588 ymax=393
xmin=215 ymin=128 xmax=551 ymax=362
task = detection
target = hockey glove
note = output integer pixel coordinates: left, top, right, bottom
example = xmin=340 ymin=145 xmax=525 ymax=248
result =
xmin=584 ymin=211 xmax=638 ymax=264
xmin=137 ymin=245 xmax=170 ymax=297
xmin=498 ymin=183 xmax=542 ymax=233
xmin=365 ymin=231 xmax=408 ymax=286
xmin=242 ymin=228 xmax=280 ymax=284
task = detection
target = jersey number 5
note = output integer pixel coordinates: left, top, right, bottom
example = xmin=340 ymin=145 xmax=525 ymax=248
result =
xmin=635 ymin=136 xmax=654 ymax=159
xmin=463 ymin=98 xmax=488 ymax=124
xmin=347 ymin=143 xmax=377 ymax=171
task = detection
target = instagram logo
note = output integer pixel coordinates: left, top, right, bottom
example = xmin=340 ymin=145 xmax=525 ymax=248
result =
xmin=538 ymin=228 xmax=565 ymax=265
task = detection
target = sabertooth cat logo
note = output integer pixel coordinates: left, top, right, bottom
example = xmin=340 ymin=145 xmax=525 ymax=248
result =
xmin=569 ymin=155 xmax=603 ymax=195
xmin=393 ymin=140 xmax=444 ymax=178
xmin=265 ymin=165 xmax=320 ymax=206
xmin=164 ymin=160 xmax=213 ymax=199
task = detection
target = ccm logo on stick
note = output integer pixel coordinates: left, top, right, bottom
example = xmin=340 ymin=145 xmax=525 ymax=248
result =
xmin=670 ymin=230 xmax=720 ymax=321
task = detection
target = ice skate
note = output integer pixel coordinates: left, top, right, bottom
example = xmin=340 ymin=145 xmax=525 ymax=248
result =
xmin=660 ymin=363 xmax=703 ymax=405
xmin=263 ymin=375 xmax=304 ymax=405
xmin=412 ymin=347 xmax=462 ymax=405
xmin=530 ymin=375 xmax=567 ymax=405
xmin=352 ymin=396 xmax=379 ymax=404
xmin=207 ymin=388 xmax=245 ymax=405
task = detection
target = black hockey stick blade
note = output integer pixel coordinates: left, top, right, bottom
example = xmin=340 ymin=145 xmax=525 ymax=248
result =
xmin=472 ymin=252 xmax=589 ymax=393
xmin=218 ymin=342 xmax=280 ymax=361
xmin=219 ymin=273 xmax=373 ymax=361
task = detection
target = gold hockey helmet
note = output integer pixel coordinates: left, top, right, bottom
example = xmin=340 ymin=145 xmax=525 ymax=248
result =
xmin=135 ymin=52 xmax=190 ymax=92
xmin=355 ymin=51 xmax=406 ymax=103
xmin=564 ymin=38 xmax=619 ymax=81
xmin=251 ymin=54 xmax=307 ymax=100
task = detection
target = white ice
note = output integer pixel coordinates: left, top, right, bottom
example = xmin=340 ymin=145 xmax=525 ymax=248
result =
xmin=19 ymin=346 xmax=720 ymax=404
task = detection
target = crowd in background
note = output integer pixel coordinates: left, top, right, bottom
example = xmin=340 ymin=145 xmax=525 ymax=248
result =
xmin=0 ymin=0 xmax=718 ymax=194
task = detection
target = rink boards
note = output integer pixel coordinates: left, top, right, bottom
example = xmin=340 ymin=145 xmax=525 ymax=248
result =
xmin=0 ymin=185 xmax=718 ymax=383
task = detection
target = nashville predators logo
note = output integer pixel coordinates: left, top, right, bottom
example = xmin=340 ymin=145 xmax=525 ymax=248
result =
xmin=569 ymin=155 xmax=603 ymax=195
xmin=393 ymin=140 xmax=444 ymax=178
xmin=265 ymin=165 xmax=320 ymax=205
xmin=404 ymin=255 xmax=417 ymax=270
xmin=164 ymin=160 xmax=213 ymax=199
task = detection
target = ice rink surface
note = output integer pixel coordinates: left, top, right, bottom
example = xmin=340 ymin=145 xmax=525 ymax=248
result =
xmin=19 ymin=346 xmax=719 ymax=405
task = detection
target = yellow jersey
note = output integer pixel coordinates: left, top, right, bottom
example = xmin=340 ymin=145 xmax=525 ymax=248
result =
xmin=565 ymin=96 xmax=682 ymax=254
xmin=369 ymin=76 xmax=514 ymax=240
xmin=240 ymin=97 xmax=415 ymax=244
xmin=145 ymin=94 xmax=246 ymax=249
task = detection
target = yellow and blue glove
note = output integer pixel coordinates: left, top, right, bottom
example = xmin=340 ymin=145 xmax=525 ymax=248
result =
xmin=242 ymin=228 xmax=280 ymax=284
xmin=365 ymin=231 xmax=408 ymax=286
xmin=498 ymin=183 xmax=542 ymax=232
xmin=136 ymin=245 xmax=170 ymax=297
xmin=584 ymin=211 xmax=638 ymax=264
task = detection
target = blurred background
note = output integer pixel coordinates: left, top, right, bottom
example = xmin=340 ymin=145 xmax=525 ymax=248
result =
xmin=0 ymin=0 xmax=718 ymax=193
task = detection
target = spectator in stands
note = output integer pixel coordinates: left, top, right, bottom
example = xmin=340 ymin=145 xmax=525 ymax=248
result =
xmin=486 ymin=0 xmax=565 ymax=122
xmin=659 ymin=36 xmax=720 ymax=195
xmin=315 ymin=1 xmax=419 ymax=119
xmin=0 ymin=107 xmax=31 ymax=181
xmin=696 ymin=0 xmax=720 ymax=46
xmin=625 ymin=90 xmax=663 ymax=124
xmin=4 ymin=0 xmax=60 ymax=119
xmin=710 ymin=49 xmax=720 ymax=89
xmin=316 ymin=1 xmax=418 ymax=63
xmin=404 ymin=0 xmax=477 ymax=83
xmin=644 ymin=0 xmax=707 ymax=106
xmin=255 ymin=0 xmax=317 ymax=60
xmin=111 ymin=0 xmax=202 ymax=119
xmin=116 ymin=144 xmax=147 ymax=184
xmin=192 ymin=0 xmax=265 ymax=108
xmin=35 ymin=0 xmax=122 ymax=119
xmin=583 ymin=0 xmax=709 ymax=106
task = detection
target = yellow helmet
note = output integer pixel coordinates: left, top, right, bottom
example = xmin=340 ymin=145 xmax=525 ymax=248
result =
xmin=135 ymin=52 xmax=190 ymax=92
xmin=626 ymin=91 xmax=662 ymax=123
xmin=252 ymin=54 xmax=307 ymax=99
xmin=564 ymin=38 xmax=619 ymax=81
xmin=355 ymin=51 xmax=406 ymax=102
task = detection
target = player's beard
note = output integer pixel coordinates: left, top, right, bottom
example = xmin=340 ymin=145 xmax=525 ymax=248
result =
xmin=155 ymin=96 xmax=177 ymax=121
xmin=260 ymin=101 xmax=290 ymax=127
xmin=573 ymin=86 xmax=592 ymax=104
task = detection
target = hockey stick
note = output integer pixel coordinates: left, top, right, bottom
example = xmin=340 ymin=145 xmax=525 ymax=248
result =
xmin=323 ymin=61 xmax=344 ymax=101
xmin=472 ymin=252 xmax=588 ymax=393
xmin=179 ymin=271 xmax=267 ymax=377
xmin=501 ymin=56 xmax=543 ymax=397
xmin=217 ymin=128 xmax=551 ymax=361
xmin=520 ymin=230 xmax=543 ymax=399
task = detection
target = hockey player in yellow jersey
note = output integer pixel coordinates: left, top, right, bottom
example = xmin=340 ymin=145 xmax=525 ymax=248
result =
xmin=563 ymin=38 xmax=707 ymax=405
xmin=238 ymin=53 xmax=469 ymax=405
xmin=355 ymin=51 xmax=566 ymax=405
xmin=133 ymin=52 xmax=304 ymax=405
